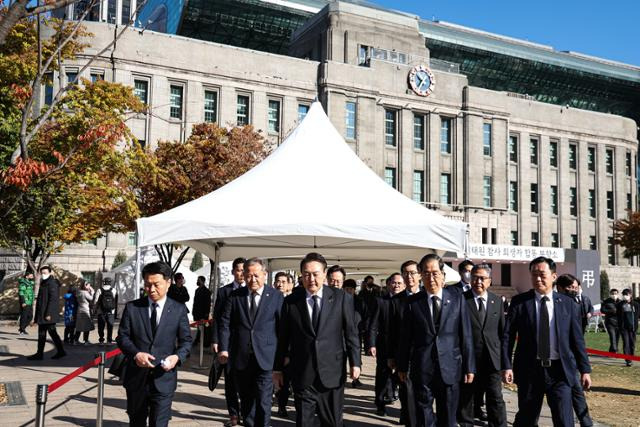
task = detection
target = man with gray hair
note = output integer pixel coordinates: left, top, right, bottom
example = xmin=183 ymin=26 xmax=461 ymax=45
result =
xmin=458 ymin=264 xmax=506 ymax=427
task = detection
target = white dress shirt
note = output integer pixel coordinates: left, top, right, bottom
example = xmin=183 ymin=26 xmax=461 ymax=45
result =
xmin=426 ymin=288 xmax=444 ymax=318
xmin=534 ymin=290 xmax=559 ymax=360
xmin=471 ymin=290 xmax=487 ymax=311
xmin=306 ymin=287 xmax=323 ymax=321
xmin=247 ymin=286 xmax=264 ymax=311
xmin=148 ymin=296 xmax=167 ymax=326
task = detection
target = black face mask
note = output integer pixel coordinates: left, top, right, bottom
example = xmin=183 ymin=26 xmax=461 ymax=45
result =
xmin=566 ymin=290 xmax=578 ymax=298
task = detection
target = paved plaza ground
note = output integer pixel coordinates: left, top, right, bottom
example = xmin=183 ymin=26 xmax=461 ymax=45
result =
xmin=0 ymin=322 xmax=585 ymax=426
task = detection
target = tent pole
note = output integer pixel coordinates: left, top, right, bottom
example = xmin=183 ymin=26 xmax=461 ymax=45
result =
xmin=210 ymin=243 xmax=221 ymax=311
xmin=134 ymin=246 xmax=141 ymax=297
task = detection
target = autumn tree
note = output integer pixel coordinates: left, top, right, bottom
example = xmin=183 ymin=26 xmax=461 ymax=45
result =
xmin=612 ymin=211 xmax=640 ymax=258
xmin=135 ymin=122 xmax=269 ymax=274
xmin=0 ymin=0 xmax=81 ymax=46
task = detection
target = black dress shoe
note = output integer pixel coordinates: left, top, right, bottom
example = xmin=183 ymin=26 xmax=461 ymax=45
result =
xmin=52 ymin=351 xmax=67 ymax=359
xmin=27 ymin=353 xmax=43 ymax=360
xmin=277 ymin=408 xmax=288 ymax=418
xmin=352 ymin=378 xmax=363 ymax=388
xmin=475 ymin=410 xmax=488 ymax=421
xmin=376 ymin=407 xmax=387 ymax=416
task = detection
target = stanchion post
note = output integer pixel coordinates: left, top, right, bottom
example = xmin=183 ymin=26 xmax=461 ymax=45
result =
xmin=96 ymin=351 xmax=106 ymax=427
xmin=199 ymin=323 xmax=205 ymax=367
xmin=35 ymin=384 xmax=48 ymax=427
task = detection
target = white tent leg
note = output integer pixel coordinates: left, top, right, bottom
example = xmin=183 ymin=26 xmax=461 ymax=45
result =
xmin=134 ymin=246 xmax=142 ymax=295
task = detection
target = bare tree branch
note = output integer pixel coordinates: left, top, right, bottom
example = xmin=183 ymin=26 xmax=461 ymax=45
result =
xmin=26 ymin=0 xmax=79 ymax=16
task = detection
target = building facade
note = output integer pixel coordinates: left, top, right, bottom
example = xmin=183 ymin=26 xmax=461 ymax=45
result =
xmin=2 ymin=1 xmax=639 ymax=291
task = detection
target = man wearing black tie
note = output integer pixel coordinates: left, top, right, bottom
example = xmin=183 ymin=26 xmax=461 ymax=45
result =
xmin=458 ymin=264 xmax=506 ymax=427
xmin=502 ymin=257 xmax=592 ymax=427
xmin=274 ymin=252 xmax=361 ymax=427
xmin=218 ymin=258 xmax=283 ymax=427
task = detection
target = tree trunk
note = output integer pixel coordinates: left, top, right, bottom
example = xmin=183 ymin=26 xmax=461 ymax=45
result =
xmin=0 ymin=0 xmax=28 ymax=47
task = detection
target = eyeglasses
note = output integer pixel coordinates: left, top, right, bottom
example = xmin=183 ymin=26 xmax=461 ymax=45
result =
xmin=472 ymin=275 xmax=490 ymax=282
xmin=421 ymin=271 xmax=442 ymax=279
xmin=402 ymin=271 xmax=420 ymax=277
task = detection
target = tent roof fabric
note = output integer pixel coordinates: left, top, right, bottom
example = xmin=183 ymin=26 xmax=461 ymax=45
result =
xmin=136 ymin=102 xmax=468 ymax=265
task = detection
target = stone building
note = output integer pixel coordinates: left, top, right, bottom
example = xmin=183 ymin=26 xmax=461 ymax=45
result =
xmin=2 ymin=0 xmax=639 ymax=292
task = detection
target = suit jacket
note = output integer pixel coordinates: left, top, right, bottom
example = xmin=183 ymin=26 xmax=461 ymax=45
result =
xmin=275 ymin=285 xmax=361 ymax=390
xmin=366 ymin=294 xmax=391 ymax=358
xmin=192 ymin=286 xmax=212 ymax=321
xmin=616 ymin=300 xmax=640 ymax=332
xmin=219 ymin=285 xmax=283 ymax=371
xmin=212 ymin=283 xmax=237 ymax=344
xmin=34 ymin=277 xmax=61 ymax=324
xmin=502 ymin=290 xmax=591 ymax=387
xmin=463 ymin=290 xmax=504 ymax=371
xmin=387 ymin=290 xmax=412 ymax=360
xmin=116 ymin=297 xmax=193 ymax=393
xmin=601 ymin=297 xmax=619 ymax=324
xmin=397 ymin=287 xmax=475 ymax=386
xmin=577 ymin=294 xmax=594 ymax=329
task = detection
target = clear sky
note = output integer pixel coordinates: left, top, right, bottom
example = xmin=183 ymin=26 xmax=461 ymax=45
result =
xmin=369 ymin=0 xmax=640 ymax=67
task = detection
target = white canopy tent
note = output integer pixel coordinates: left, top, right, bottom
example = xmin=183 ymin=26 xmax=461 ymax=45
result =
xmin=136 ymin=102 xmax=468 ymax=288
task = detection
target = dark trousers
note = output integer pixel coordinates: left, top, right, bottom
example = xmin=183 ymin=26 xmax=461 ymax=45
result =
xmin=374 ymin=357 xmax=393 ymax=409
xmin=97 ymin=313 xmax=114 ymax=342
xmin=458 ymin=363 xmax=506 ymax=427
xmin=412 ymin=371 xmax=459 ymax=427
xmin=621 ymin=328 xmax=637 ymax=362
xmin=276 ymin=365 xmax=292 ymax=410
xmin=294 ymin=377 xmax=344 ymax=427
xmin=223 ymin=360 xmax=241 ymax=417
xmin=126 ymin=382 xmax=174 ymax=427
xmin=571 ymin=372 xmax=593 ymax=426
xmin=64 ymin=325 xmax=75 ymax=342
xmin=513 ymin=361 xmax=573 ymax=427
xmin=234 ymin=355 xmax=273 ymax=427
xmin=605 ymin=320 xmax=620 ymax=352
xmin=398 ymin=373 xmax=416 ymax=426
xmin=19 ymin=305 xmax=32 ymax=332
xmin=74 ymin=330 xmax=89 ymax=342
xmin=36 ymin=324 xmax=64 ymax=355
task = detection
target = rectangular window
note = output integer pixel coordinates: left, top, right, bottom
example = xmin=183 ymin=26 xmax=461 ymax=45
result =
xmin=107 ymin=0 xmax=116 ymax=23
xmin=628 ymin=193 xmax=632 ymax=210
xmin=588 ymin=189 xmax=596 ymax=218
xmin=413 ymin=114 xmax=425 ymax=150
xmin=501 ymin=264 xmax=512 ymax=286
xmin=549 ymin=140 xmax=558 ymax=167
xmin=134 ymin=79 xmax=148 ymax=104
xmin=483 ymin=123 xmax=492 ymax=156
xmin=358 ymin=45 xmax=371 ymax=67
xmin=571 ymin=234 xmax=578 ymax=249
xmin=204 ymin=90 xmax=218 ymax=123
xmin=508 ymin=135 xmax=518 ymax=162
xmin=531 ymin=232 xmax=539 ymax=246
xmin=511 ymin=231 xmax=518 ymax=245
xmin=605 ymin=149 xmax=614 ymax=174
xmin=440 ymin=117 xmax=452 ymax=153
xmin=121 ymin=0 xmax=131 ymax=24
xmin=81 ymin=271 xmax=96 ymax=287
xmin=570 ymin=187 xmax=578 ymax=216
xmin=608 ymin=237 xmax=616 ymax=265
xmin=268 ymin=99 xmax=281 ymax=133
xmin=236 ymin=94 xmax=250 ymax=126
xmin=569 ymin=143 xmax=577 ymax=170
xmin=90 ymin=71 xmax=103 ymax=83
xmin=127 ymin=232 xmax=137 ymax=246
xmin=384 ymin=167 xmax=396 ymax=188
xmin=44 ymin=73 xmax=53 ymax=105
xmin=607 ymin=191 xmax=614 ymax=219
xmin=509 ymin=181 xmax=518 ymax=212
xmin=587 ymin=146 xmax=596 ymax=172
xmin=413 ymin=171 xmax=424 ymax=203
xmin=65 ymin=70 xmax=78 ymax=86
xmin=482 ymin=228 xmax=488 ymax=244
xmin=440 ymin=173 xmax=451 ymax=205
xmin=530 ymin=183 xmax=539 ymax=213
xmin=169 ymin=85 xmax=183 ymax=119
xmin=298 ymin=104 xmax=309 ymax=122
xmin=626 ymin=152 xmax=632 ymax=176
xmin=589 ymin=235 xmax=597 ymax=250
xmin=550 ymin=185 xmax=558 ymax=215
xmin=345 ymin=101 xmax=356 ymax=140
xmin=384 ymin=109 xmax=397 ymax=146
xmin=530 ymin=138 xmax=538 ymax=166
xmin=491 ymin=228 xmax=497 ymax=244
xmin=551 ymin=233 xmax=559 ymax=248
xmin=483 ymin=176 xmax=492 ymax=208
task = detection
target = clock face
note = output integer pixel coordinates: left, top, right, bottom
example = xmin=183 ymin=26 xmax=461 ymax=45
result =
xmin=408 ymin=65 xmax=436 ymax=97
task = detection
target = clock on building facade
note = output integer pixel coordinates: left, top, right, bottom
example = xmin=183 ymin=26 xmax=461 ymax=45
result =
xmin=408 ymin=65 xmax=436 ymax=96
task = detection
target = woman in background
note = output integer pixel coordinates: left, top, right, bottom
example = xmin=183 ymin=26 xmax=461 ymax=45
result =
xmin=74 ymin=281 xmax=94 ymax=345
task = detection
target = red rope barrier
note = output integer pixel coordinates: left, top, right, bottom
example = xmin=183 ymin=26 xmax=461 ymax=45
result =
xmin=586 ymin=347 xmax=640 ymax=362
xmin=48 ymin=349 xmax=122 ymax=394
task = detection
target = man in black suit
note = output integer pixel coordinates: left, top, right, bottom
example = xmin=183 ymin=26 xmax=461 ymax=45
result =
xmin=617 ymin=288 xmax=640 ymax=366
xmin=600 ymin=288 xmax=620 ymax=352
xmin=576 ymin=284 xmax=594 ymax=333
xmin=367 ymin=272 xmax=405 ymax=416
xmin=212 ymin=257 xmax=245 ymax=426
xmin=274 ymin=252 xmax=361 ymax=427
xmin=167 ymin=272 xmax=190 ymax=304
xmin=192 ymin=276 xmax=212 ymax=347
xmin=397 ymin=254 xmax=475 ymax=427
xmin=458 ymin=264 xmax=506 ymax=427
xmin=219 ymin=258 xmax=283 ymax=427
xmin=502 ymin=257 xmax=591 ymax=427
xmin=116 ymin=261 xmax=192 ymax=427
xmin=28 ymin=266 xmax=66 ymax=360
xmin=452 ymin=260 xmax=474 ymax=293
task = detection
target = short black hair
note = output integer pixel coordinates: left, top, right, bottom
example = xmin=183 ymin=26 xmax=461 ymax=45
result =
xmin=327 ymin=265 xmax=346 ymax=279
xmin=458 ymin=259 xmax=474 ymax=274
xmin=556 ymin=273 xmax=579 ymax=289
xmin=197 ymin=276 xmax=206 ymax=283
xmin=142 ymin=262 xmax=172 ymax=280
xmin=529 ymin=256 xmax=556 ymax=273
xmin=343 ymin=279 xmax=357 ymax=288
xmin=274 ymin=271 xmax=293 ymax=282
xmin=386 ymin=272 xmax=403 ymax=285
xmin=300 ymin=252 xmax=327 ymax=272
xmin=174 ymin=272 xmax=184 ymax=279
xmin=40 ymin=265 xmax=51 ymax=273
xmin=232 ymin=257 xmax=246 ymax=270
xmin=363 ymin=275 xmax=374 ymax=282
xmin=622 ymin=288 xmax=632 ymax=296
xmin=610 ymin=288 xmax=619 ymax=294
xmin=418 ymin=254 xmax=444 ymax=272
xmin=400 ymin=260 xmax=417 ymax=273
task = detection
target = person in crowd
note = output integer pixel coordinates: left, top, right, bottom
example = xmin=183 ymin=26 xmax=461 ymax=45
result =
xmin=93 ymin=277 xmax=117 ymax=345
xmin=192 ymin=275 xmax=212 ymax=347
xmin=212 ymin=257 xmax=245 ymax=426
xmin=575 ymin=283 xmax=594 ymax=333
xmin=387 ymin=259 xmax=422 ymax=426
xmin=274 ymin=272 xmax=294 ymax=297
xmin=28 ymin=266 xmax=65 ymax=360
xmin=274 ymin=252 xmax=361 ymax=427
xmin=601 ymin=288 xmax=620 ymax=353
xmin=63 ymin=285 xmax=78 ymax=344
xmin=617 ymin=288 xmax=639 ymax=367
xmin=397 ymin=254 xmax=475 ymax=427
xmin=18 ymin=270 xmax=35 ymax=335
xmin=342 ymin=278 xmax=365 ymax=388
xmin=502 ymin=257 xmax=591 ymax=426
xmin=116 ymin=261 xmax=192 ymax=427
xmin=327 ymin=265 xmax=346 ymax=289
xmin=367 ymin=272 xmax=405 ymax=417
xmin=74 ymin=280 xmax=94 ymax=345
xmin=219 ymin=258 xmax=284 ymax=427
xmin=501 ymin=296 xmax=509 ymax=315
xmin=167 ymin=272 xmax=190 ymax=305
xmin=458 ymin=264 xmax=506 ymax=427
xmin=273 ymin=271 xmax=294 ymax=417
xmin=555 ymin=274 xmax=594 ymax=427
xmin=452 ymin=260 xmax=474 ymax=293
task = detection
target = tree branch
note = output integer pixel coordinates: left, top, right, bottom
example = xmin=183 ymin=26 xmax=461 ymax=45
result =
xmin=25 ymin=0 xmax=79 ymax=16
